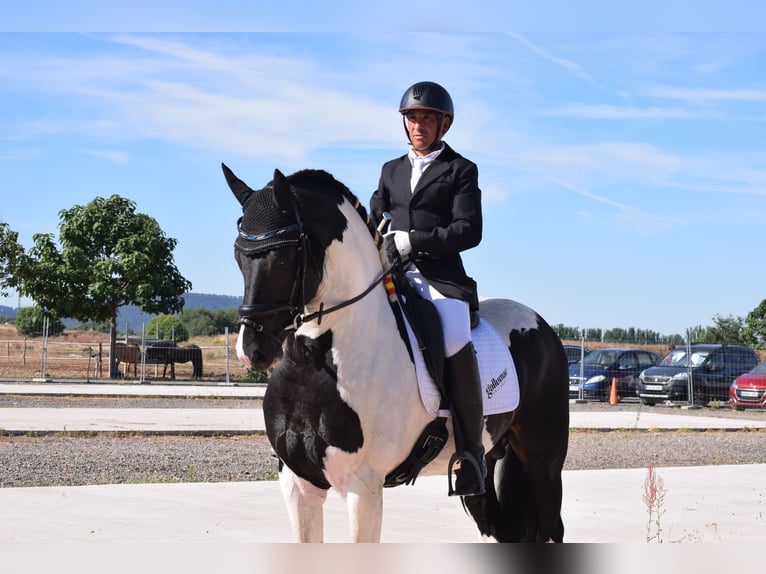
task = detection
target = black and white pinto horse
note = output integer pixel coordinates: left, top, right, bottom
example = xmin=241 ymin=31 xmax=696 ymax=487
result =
xmin=224 ymin=165 xmax=569 ymax=542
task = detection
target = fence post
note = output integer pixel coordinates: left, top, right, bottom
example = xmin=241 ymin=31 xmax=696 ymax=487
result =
xmin=220 ymin=326 xmax=233 ymax=386
xmin=33 ymin=316 xmax=51 ymax=382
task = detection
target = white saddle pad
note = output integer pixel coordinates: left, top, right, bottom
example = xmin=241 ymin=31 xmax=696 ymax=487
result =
xmin=403 ymin=313 xmax=520 ymax=418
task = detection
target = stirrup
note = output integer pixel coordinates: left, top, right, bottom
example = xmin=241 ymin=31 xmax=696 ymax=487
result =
xmin=447 ymin=451 xmax=486 ymax=497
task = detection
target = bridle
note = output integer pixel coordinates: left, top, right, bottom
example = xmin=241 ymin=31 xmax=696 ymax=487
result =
xmin=236 ymin=194 xmax=392 ymax=347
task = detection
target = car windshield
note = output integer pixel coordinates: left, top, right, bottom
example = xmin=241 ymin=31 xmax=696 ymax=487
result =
xmin=751 ymin=362 xmax=766 ymax=375
xmin=582 ymin=350 xmax=619 ymax=366
xmin=659 ymin=348 xmax=709 ymax=367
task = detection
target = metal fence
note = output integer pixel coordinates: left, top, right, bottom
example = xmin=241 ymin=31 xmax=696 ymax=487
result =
xmin=0 ymin=336 xmax=255 ymax=383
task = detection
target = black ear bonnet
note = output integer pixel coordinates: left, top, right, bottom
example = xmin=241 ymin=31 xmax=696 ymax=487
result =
xmin=236 ymin=183 xmax=301 ymax=254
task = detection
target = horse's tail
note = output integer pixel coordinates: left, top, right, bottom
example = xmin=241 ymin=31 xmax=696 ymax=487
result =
xmin=183 ymin=344 xmax=203 ymax=379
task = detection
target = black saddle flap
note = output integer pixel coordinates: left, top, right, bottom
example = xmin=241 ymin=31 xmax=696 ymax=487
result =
xmin=390 ymin=268 xmax=445 ymax=392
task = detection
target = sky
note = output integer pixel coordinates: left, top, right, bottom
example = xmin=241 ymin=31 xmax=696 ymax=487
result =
xmin=1 ymin=2 xmax=765 ymax=337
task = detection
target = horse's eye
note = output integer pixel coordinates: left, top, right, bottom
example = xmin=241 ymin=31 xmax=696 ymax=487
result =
xmin=276 ymin=253 xmax=292 ymax=267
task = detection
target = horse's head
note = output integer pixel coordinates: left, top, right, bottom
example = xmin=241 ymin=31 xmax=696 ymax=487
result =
xmin=224 ymin=164 xmax=373 ymax=371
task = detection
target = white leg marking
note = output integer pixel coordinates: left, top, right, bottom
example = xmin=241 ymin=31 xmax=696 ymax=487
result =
xmin=279 ymin=465 xmax=328 ymax=543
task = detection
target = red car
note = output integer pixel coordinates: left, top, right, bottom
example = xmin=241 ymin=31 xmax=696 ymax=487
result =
xmin=729 ymin=361 xmax=766 ymax=409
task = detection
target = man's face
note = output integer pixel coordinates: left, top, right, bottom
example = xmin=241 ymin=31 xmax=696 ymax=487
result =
xmin=405 ymin=110 xmax=450 ymax=154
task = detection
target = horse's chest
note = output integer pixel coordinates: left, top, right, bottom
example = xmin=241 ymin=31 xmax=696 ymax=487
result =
xmin=263 ymin=374 xmax=364 ymax=489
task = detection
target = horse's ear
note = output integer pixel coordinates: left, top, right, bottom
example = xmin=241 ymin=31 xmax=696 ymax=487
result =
xmin=272 ymin=168 xmax=293 ymax=213
xmin=222 ymin=163 xmax=253 ymax=207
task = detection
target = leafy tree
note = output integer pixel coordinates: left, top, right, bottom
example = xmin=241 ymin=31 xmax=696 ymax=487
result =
xmin=0 ymin=222 xmax=25 ymax=297
xmin=743 ymin=299 xmax=766 ymax=349
xmin=180 ymin=306 xmax=239 ymax=337
xmin=697 ymin=314 xmax=745 ymax=344
xmin=146 ymin=314 xmax=189 ymax=342
xmin=583 ymin=328 xmax=602 ymax=342
xmin=15 ymin=306 xmax=64 ymax=337
xmin=551 ymin=323 xmax=580 ymax=340
xmin=213 ymin=307 xmax=239 ymax=334
xmin=180 ymin=307 xmax=217 ymax=337
xmin=14 ymin=195 xmax=191 ymax=377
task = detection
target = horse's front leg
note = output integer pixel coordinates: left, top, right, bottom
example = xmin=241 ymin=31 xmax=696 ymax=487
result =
xmin=346 ymin=485 xmax=383 ymax=542
xmin=338 ymin=463 xmax=384 ymax=542
xmin=279 ymin=465 xmax=328 ymax=542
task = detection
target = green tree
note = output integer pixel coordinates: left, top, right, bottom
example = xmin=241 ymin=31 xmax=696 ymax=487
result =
xmin=180 ymin=307 xmax=217 ymax=337
xmin=0 ymin=222 xmax=25 ymax=297
xmin=14 ymin=195 xmax=192 ymax=378
xmin=551 ymin=323 xmax=580 ymax=340
xmin=583 ymin=328 xmax=602 ymax=342
xmin=213 ymin=307 xmax=239 ymax=334
xmin=146 ymin=314 xmax=189 ymax=342
xmin=15 ymin=306 xmax=64 ymax=337
xmin=743 ymin=300 xmax=766 ymax=349
xmin=697 ymin=314 xmax=745 ymax=344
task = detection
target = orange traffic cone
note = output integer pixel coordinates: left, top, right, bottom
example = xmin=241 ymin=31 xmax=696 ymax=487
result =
xmin=609 ymin=377 xmax=619 ymax=405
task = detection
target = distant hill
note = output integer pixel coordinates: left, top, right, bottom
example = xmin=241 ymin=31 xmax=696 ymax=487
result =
xmin=0 ymin=293 xmax=241 ymax=333
xmin=0 ymin=304 xmax=16 ymax=321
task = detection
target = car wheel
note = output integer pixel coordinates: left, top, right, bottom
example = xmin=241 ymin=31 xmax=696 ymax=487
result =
xmin=640 ymin=398 xmax=656 ymax=406
xmin=692 ymin=387 xmax=707 ymax=407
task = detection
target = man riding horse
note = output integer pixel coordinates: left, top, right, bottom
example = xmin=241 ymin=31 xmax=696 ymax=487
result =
xmin=370 ymin=81 xmax=485 ymax=497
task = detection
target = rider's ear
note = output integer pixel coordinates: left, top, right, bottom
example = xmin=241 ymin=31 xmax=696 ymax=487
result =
xmin=272 ymin=169 xmax=293 ymax=213
xmin=441 ymin=115 xmax=452 ymax=135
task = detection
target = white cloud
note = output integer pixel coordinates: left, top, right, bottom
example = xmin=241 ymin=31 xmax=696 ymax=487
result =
xmin=647 ymin=85 xmax=766 ymax=103
xmin=505 ymin=32 xmax=602 ymax=88
xmin=1 ymin=35 xmax=403 ymax=161
xmin=80 ymin=148 xmax=129 ymax=163
xmin=542 ymin=103 xmax=703 ymax=120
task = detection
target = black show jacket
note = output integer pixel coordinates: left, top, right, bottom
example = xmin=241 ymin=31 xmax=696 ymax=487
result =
xmin=370 ymin=143 xmax=482 ymax=308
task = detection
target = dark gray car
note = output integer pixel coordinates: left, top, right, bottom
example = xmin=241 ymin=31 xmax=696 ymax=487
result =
xmin=636 ymin=344 xmax=758 ymax=405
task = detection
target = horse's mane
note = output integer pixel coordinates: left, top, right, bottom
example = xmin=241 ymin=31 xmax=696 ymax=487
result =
xmin=288 ymin=169 xmax=382 ymax=248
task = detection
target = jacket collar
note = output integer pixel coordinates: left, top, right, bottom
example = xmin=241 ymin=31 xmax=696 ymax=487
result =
xmin=408 ymin=143 xmax=454 ymax=194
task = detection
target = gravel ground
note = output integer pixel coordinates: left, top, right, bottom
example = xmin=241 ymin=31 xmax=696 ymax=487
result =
xmin=1 ymin=395 xmax=765 ymax=488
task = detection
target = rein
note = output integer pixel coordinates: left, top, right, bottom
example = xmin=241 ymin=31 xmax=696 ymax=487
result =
xmin=296 ymin=264 xmax=394 ymax=327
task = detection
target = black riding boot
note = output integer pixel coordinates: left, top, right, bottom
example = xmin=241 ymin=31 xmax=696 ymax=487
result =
xmin=444 ymin=342 xmax=487 ymax=497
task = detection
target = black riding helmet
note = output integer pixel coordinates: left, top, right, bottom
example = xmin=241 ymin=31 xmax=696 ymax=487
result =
xmin=398 ymin=81 xmax=454 ymax=148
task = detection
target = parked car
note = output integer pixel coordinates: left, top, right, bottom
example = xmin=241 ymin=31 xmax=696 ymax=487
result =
xmin=569 ymin=347 xmax=660 ymax=401
xmin=729 ymin=361 xmax=766 ymax=410
xmin=562 ymin=344 xmax=592 ymax=364
xmin=636 ymin=344 xmax=758 ymax=405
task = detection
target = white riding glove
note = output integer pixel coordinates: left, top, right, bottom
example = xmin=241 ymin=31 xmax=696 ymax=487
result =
xmin=384 ymin=230 xmax=412 ymax=257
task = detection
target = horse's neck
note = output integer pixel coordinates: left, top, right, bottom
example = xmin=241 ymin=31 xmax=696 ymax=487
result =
xmin=297 ymin=201 xmax=402 ymax=359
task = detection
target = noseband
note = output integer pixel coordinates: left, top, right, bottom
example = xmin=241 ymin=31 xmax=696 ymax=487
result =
xmin=237 ymin=195 xmax=392 ymax=346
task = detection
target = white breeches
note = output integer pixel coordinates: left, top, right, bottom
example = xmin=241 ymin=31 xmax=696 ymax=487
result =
xmin=405 ymin=267 xmax=471 ymax=358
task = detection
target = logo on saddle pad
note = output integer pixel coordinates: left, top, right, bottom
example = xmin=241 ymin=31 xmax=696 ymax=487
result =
xmin=486 ymin=368 xmax=508 ymax=400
